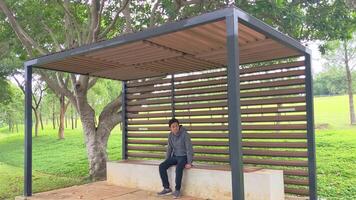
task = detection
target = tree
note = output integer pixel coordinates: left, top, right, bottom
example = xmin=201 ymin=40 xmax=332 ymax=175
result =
xmin=323 ymin=35 xmax=356 ymax=125
xmin=1 ymin=0 xmax=355 ymax=179
xmin=313 ymin=67 xmax=347 ymax=96
xmin=0 ymin=83 xmax=23 ymax=131
xmin=13 ymin=73 xmax=47 ymax=136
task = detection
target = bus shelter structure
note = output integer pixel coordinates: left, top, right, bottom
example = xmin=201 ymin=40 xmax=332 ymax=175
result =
xmin=23 ymin=6 xmax=316 ymax=200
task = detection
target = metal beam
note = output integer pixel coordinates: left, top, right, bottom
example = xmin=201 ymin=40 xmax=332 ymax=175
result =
xmin=24 ymin=65 xmax=33 ymax=196
xmin=305 ymin=53 xmax=317 ymax=200
xmin=226 ymin=10 xmax=244 ymax=200
xmin=121 ymin=81 xmax=128 ymax=160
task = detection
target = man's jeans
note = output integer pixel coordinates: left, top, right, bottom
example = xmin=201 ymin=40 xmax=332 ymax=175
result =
xmin=159 ymin=155 xmax=187 ymax=191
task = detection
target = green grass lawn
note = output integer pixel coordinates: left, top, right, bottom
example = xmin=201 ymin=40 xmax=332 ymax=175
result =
xmin=0 ymin=126 xmax=121 ymax=200
xmin=0 ymin=95 xmax=355 ymax=199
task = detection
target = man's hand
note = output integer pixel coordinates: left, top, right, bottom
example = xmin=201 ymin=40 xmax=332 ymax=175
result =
xmin=185 ymin=164 xmax=192 ymax=169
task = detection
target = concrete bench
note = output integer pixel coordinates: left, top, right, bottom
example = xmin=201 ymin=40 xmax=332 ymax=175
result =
xmin=107 ymin=160 xmax=284 ymax=200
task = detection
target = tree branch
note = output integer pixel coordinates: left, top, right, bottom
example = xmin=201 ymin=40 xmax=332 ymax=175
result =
xmin=122 ymin=3 xmax=133 ymax=33
xmin=57 ymin=0 xmax=82 ymax=47
xmin=87 ymin=0 xmax=100 ymax=43
xmin=39 ymin=70 xmax=77 ymax=110
xmin=41 ymin=20 xmax=62 ymax=51
xmin=99 ymin=0 xmax=130 ymax=39
xmin=97 ymin=94 xmax=122 ymax=133
xmin=88 ymin=77 xmax=98 ymax=89
xmin=149 ymin=0 xmax=161 ymax=27
xmin=0 ymin=0 xmax=48 ymax=56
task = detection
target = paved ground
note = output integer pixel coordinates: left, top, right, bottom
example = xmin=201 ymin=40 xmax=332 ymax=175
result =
xmin=15 ymin=181 xmax=202 ymax=200
xmin=15 ymin=181 xmax=308 ymax=200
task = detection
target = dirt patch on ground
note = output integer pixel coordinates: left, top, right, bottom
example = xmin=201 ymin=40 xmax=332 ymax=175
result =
xmin=315 ymin=123 xmax=330 ymax=129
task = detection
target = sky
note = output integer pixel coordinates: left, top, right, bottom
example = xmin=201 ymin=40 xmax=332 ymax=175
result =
xmin=306 ymin=41 xmax=325 ymax=74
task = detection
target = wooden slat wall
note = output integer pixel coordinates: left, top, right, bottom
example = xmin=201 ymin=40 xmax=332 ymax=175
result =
xmin=125 ymin=59 xmax=309 ymax=196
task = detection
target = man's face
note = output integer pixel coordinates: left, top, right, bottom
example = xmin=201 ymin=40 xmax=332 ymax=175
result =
xmin=170 ymin=122 xmax=180 ymax=134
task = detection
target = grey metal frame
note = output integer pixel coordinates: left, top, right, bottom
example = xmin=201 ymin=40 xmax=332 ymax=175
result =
xmin=121 ymin=81 xmax=128 ymax=160
xmin=226 ymin=10 xmax=245 ymax=200
xmin=305 ymin=53 xmax=317 ymax=199
xmin=23 ymin=6 xmax=316 ymax=200
xmin=24 ymin=65 xmax=32 ymax=197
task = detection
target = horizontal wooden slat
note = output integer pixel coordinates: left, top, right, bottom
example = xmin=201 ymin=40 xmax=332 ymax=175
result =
xmin=129 ymin=95 xmax=305 ymax=107
xmin=242 ymin=124 xmax=307 ymax=130
xmin=240 ymin=70 xmax=305 ymax=82
xmin=127 ymin=105 xmax=306 ymax=117
xmin=128 ymin=94 xmax=227 ymax=106
xmin=240 ymin=61 xmax=305 ymax=74
xmin=128 ymin=125 xmax=307 ymax=131
xmin=127 ymin=77 xmax=171 ymax=87
xmin=284 ymin=178 xmax=309 ymax=186
xmin=243 ymin=141 xmax=307 ymax=148
xmin=127 ymin=102 xmax=227 ymax=112
xmin=127 ymin=76 xmax=305 ymax=96
xmin=127 ymin=97 xmax=305 ymax=112
xmin=127 ymin=124 xmax=306 ymax=131
xmin=283 ymin=169 xmax=309 ymax=177
xmin=243 ymin=149 xmax=307 ymax=157
xmin=240 ymin=87 xmax=305 ymax=98
xmin=127 ymin=133 xmax=307 ymax=140
xmin=240 ymin=78 xmax=305 ymax=90
xmin=174 ymin=71 xmax=227 ymax=82
xmin=243 ymin=133 xmax=307 ymax=139
xmin=126 ymin=61 xmax=305 ymax=87
xmin=127 ymin=91 xmax=172 ymax=100
xmin=128 ymin=115 xmax=306 ymax=125
xmin=127 ymin=139 xmax=307 ymax=148
xmin=241 ymin=96 xmax=305 ymax=106
xmin=241 ymin=105 xmax=306 ymax=114
xmin=127 ymin=152 xmax=307 ymax=166
xmin=127 ymin=133 xmax=226 ymax=138
xmin=128 ymin=86 xmax=305 ymax=103
xmin=284 ymin=187 xmax=309 ymax=195
xmin=127 ymin=145 xmax=307 ymax=157
xmin=243 ymin=158 xmax=308 ymax=167
xmin=175 ymin=79 xmax=226 ymax=89
xmin=128 ymin=86 xmax=226 ymax=100
xmin=127 ymin=85 xmax=171 ymax=94
xmin=175 ymin=86 xmax=226 ymax=97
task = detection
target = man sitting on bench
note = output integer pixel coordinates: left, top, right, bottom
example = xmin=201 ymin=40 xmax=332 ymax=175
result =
xmin=157 ymin=118 xmax=194 ymax=199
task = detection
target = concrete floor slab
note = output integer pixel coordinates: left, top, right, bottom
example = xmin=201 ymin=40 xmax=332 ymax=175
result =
xmin=15 ymin=181 xmax=202 ymax=200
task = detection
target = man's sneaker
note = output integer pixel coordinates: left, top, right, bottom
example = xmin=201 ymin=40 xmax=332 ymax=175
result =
xmin=157 ymin=188 xmax=172 ymax=196
xmin=172 ymin=190 xmax=181 ymax=199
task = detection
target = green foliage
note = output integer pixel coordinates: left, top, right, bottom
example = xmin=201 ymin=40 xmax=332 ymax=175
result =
xmin=0 ymin=83 xmax=23 ymax=128
xmin=313 ymin=67 xmax=353 ymax=95
xmin=236 ymin=0 xmax=356 ymax=41
xmin=87 ymin=79 xmax=121 ymax=115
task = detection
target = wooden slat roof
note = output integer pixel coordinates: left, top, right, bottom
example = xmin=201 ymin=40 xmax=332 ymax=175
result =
xmin=27 ymin=7 xmax=307 ymax=81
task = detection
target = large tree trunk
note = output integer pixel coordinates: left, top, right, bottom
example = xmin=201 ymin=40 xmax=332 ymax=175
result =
xmin=74 ymin=77 xmax=121 ymax=179
xmin=344 ymin=41 xmax=356 ymax=125
xmin=84 ymin=126 xmax=109 ymax=179
xmin=33 ymin=109 xmax=39 ymax=137
xmin=39 ymin=111 xmax=44 ymax=130
xmin=52 ymin=97 xmax=56 ymax=129
xmin=58 ymin=95 xmax=70 ymax=139
xmin=71 ymin=105 xmax=75 ymax=130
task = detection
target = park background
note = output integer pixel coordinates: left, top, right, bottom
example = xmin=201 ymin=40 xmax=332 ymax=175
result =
xmin=1 ymin=1 xmax=356 ymax=199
